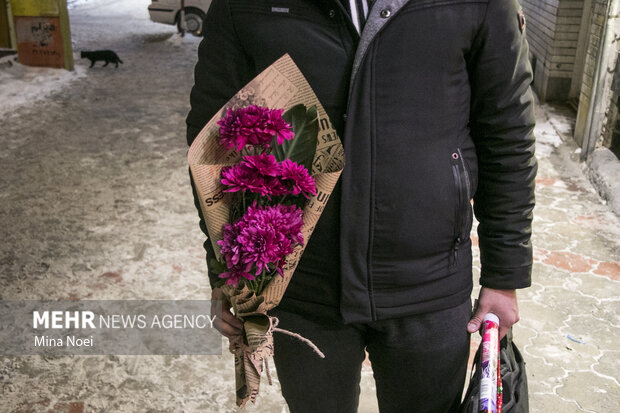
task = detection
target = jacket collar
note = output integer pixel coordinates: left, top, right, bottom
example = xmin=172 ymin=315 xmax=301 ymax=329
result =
xmin=349 ymin=0 xmax=412 ymax=96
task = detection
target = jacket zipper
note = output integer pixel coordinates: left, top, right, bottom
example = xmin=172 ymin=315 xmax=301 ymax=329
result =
xmin=451 ymin=149 xmax=472 ymax=268
xmin=457 ymin=148 xmax=472 ymax=207
xmin=451 ymin=164 xmax=462 ymax=268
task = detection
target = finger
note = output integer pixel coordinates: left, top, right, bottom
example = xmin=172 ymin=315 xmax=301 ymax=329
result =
xmin=214 ymin=316 xmax=242 ymax=337
xmin=499 ymin=326 xmax=508 ymax=341
xmin=211 ymin=296 xmax=243 ymax=328
xmin=216 ymin=310 xmax=243 ymax=330
xmin=219 ymin=322 xmax=243 ymax=339
xmin=467 ymin=308 xmax=486 ymax=334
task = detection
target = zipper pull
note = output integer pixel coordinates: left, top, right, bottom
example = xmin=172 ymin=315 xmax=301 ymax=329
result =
xmin=451 ymin=237 xmax=462 ymax=267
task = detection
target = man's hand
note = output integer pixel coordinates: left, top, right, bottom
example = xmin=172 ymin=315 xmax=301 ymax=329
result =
xmin=467 ymin=287 xmax=520 ymax=339
xmin=211 ymin=287 xmax=243 ymax=339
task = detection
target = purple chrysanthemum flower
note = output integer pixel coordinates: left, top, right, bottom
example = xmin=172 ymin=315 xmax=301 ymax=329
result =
xmin=218 ymin=263 xmax=254 ymax=286
xmin=237 ymin=224 xmax=283 ymax=275
xmin=218 ymin=222 xmax=245 ymax=268
xmin=266 ymin=108 xmax=295 ymax=145
xmin=221 ymin=154 xmax=285 ymax=197
xmin=280 ymin=159 xmax=317 ymax=198
xmin=242 ymin=153 xmax=280 ymax=177
xmin=217 ymin=203 xmax=304 ymax=283
xmin=220 ymin=164 xmax=256 ymax=194
xmin=217 ymin=105 xmax=294 ymax=151
xmin=269 ymin=204 xmax=304 ymax=245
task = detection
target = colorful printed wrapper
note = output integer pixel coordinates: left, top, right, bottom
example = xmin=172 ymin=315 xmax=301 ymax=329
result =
xmin=479 ymin=313 xmax=500 ymax=413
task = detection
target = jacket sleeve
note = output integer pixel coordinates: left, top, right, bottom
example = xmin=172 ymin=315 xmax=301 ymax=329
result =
xmin=468 ymin=0 xmax=537 ymax=290
xmin=186 ymin=0 xmax=253 ymax=288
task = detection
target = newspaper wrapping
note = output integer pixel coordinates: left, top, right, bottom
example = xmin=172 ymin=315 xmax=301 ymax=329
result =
xmin=188 ymin=54 xmax=345 ymax=407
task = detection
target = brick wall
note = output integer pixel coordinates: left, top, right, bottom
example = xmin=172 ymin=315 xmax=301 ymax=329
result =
xmin=521 ymin=0 xmax=585 ymax=101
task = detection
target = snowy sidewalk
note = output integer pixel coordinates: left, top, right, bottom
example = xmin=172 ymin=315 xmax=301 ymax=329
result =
xmin=509 ymin=102 xmax=620 ymax=413
xmin=1 ymin=0 xmax=619 ymax=412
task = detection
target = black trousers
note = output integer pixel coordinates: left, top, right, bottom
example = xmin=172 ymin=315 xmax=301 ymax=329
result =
xmin=271 ymin=299 xmax=472 ymax=413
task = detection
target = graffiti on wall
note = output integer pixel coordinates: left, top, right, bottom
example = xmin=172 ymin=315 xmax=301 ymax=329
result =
xmin=30 ymin=21 xmax=56 ymax=47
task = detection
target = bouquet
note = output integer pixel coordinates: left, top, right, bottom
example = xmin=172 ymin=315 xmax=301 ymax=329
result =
xmin=210 ymin=104 xmax=319 ymax=294
xmin=188 ymin=54 xmax=344 ymax=407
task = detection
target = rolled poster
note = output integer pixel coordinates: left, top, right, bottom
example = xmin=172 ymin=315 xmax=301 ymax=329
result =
xmin=479 ymin=313 xmax=500 ymax=413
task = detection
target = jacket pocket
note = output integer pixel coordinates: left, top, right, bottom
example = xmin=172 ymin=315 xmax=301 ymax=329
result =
xmin=450 ymin=148 xmax=473 ymax=267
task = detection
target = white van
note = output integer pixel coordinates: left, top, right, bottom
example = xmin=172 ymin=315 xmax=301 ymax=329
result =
xmin=148 ymin=0 xmax=212 ymax=36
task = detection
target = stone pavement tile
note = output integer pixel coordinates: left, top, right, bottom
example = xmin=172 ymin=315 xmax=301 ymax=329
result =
xmin=512 ymin=323 xmax=537 ymax=347
xmin=48 ymin=402 xmax=84 ymax=413
xmin=569 ymin=242 xmax=620 ymax=270
xmin=570 ymin=213 xmax=620 ymax=233
xmin=593 ymin=262 xmax=620 ymax=279
xmin=533 ymin=195 xmax=571 ymax=222
xmin=531 ymin=393 xmax=590 ymax=413
xmin=531 ymin=286 xmax=602 ymax=319
xmin=560 ymin=314 xmax=620 ymax=351
xmin=533 ymin=234 xmax=619 ymax=274
xmin=515 ymin=326 xmax=567 ymax=395
xmin=591 ymin=299 xmax=620 ymax=328
xmin=567 ymin=224 xmax=620 ymax=264
xmin=3 ymin=352 xmax=289 ymax=413
xmin=518 ymin=281 xmax=545 ymax=301
xmin=541 ymin=251 xmax=598 ymax=274
xmin=593 ymin=350 xmax=620 ymax=383
xmin=526 ymin=361 xmax=567 ymax=395
xmin=569 ymin=273 xmax=620 ymax=307
xmin=13 ymin=398 xmax=52 ymax=413
xmin=518 ymin=300 xmax=574 ymax=334
xmin=531 ymin=233 xmax=576 ymax=255
xmin=525 ymin=331 xmax=600 ymax=372
xmin=556 ymin=371 xmax=620 ymax=413
xmin=530 ymin=262 xmax=568 ymax=287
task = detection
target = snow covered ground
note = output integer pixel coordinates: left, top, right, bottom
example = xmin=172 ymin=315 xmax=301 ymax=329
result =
xmin=0 ymin=61 xmax=87 ymax=118
xmin=0 ymin=0 xmax=194 ymax=119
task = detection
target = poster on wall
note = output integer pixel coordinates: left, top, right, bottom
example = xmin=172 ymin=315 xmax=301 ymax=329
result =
xmin=14 ymin=16 xmax=65 ymax=68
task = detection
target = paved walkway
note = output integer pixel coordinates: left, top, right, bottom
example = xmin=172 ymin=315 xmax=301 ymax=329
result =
xmin=507 ymin=102 xmax=620 ymax=413
xmin=0 ymin=1 xmax=618 ymax=411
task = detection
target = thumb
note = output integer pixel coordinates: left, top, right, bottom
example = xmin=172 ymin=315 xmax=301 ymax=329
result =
xmin=467 ymin=308 xmax=485 ymax=334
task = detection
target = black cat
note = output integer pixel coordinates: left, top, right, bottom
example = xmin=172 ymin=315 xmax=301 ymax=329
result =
xmin=80 ymin=50 xmax=123 ymax=68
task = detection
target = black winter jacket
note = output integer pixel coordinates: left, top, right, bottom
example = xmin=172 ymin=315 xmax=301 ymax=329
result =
xmin=187 ymin=0 xmax=537 ymax=323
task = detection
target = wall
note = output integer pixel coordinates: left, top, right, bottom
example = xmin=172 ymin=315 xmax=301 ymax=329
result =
xmin=9 ymin=0 xmax=73 ymax=69
xmin=601 ymin=52 xmax=620 ymax=158
xmin=574 ymin=0 xmax=620 ymax=156
xmin=1 ymin=0 xmax=11 ymax=48
xmin=521 ymin=0 xmax=585 ymax=101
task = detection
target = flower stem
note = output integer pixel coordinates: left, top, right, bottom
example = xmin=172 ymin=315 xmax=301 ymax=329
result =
xmin=256 ymin=274 xmax=264 ymax=295
xmin=257 ymin=269 xmax=268 ymax=294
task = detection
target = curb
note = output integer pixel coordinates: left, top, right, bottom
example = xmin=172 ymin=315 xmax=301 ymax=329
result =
xmin=587 ymin=147 xmax=620 ymax=216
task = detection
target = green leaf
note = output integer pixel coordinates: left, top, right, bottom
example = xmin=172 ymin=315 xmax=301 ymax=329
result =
xmin=208 ymin=257 xmax=228 ymax=277
xmin=271 ymin=104 xmax=318 ymax=172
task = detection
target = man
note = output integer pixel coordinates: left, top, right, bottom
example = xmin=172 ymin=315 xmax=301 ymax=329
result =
xmin=187 ymin=0 xmax=536 ymax=411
